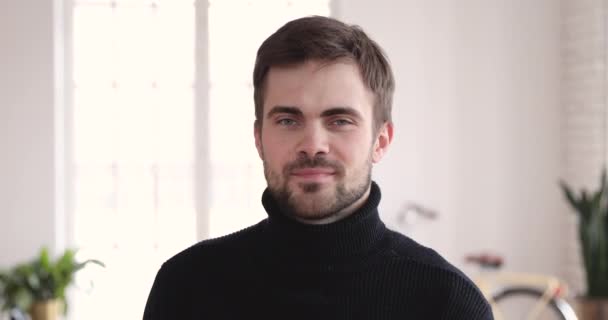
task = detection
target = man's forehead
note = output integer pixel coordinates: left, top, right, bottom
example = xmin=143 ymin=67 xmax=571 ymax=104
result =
xmin=266 ymin=58 xmax=359 ymax=78
xmin=264 ymin=61 xmax=373 ymax=114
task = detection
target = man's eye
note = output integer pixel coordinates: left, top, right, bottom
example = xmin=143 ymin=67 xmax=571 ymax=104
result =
xmin=277 ymin=118 xmax=297 ymax=126
xmin=331 ymin=119 xmax=353 ymax=126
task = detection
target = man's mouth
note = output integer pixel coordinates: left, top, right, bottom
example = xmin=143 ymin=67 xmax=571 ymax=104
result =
xmin=290 ymin=168 xmax=336 ymax=180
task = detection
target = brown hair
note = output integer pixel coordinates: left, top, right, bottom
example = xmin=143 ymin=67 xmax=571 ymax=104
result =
xmin=253 ymin=16 xmax=395 ymax=131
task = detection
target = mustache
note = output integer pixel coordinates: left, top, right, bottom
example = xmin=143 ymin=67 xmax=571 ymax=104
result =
xmin=283 ymin=156 xmax=344 ymax=175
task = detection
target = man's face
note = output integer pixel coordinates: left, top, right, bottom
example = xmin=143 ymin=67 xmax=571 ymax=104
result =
xmin=254 ymin=59 xmax=392 ymax=224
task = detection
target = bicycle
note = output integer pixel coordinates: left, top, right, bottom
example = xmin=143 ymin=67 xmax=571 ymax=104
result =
xmin=466 ymin=253 xmax=579 ymax=320
xmin=396 ymin=206 xmax=578 ymax=319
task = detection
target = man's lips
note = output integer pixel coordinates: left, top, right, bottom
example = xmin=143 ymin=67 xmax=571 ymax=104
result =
xmin=290 ymin=168 xmax=336 ymax=177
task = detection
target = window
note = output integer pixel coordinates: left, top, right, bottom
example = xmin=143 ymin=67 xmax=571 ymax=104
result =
xmin=67 ymin=0 xmax=330 ymax=318
xmin=70 ymin=1 xmax=196 ymax=319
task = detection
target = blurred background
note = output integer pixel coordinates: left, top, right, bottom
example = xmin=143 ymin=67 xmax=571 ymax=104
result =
xmin=0 ymin=0 xmax=603 ymax=319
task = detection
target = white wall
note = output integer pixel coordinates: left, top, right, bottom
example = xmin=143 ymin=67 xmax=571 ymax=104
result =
xmin=0 ymin=0 xmax=58 ymax=266
xmin=336 ymin=0 xmax=562 ymax=276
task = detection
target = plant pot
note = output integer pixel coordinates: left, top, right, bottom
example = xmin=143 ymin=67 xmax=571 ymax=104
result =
xmin=28 ymin=300 xmax=59 ymax=320
xmin=576 ymin=297 xmax=608 ymax=320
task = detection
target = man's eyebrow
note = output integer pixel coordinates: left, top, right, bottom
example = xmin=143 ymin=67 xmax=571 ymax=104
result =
xmin=320 ymin=107 xmax=363 ymax=119
xmin=266 ymin=106 xmax=303 ymax=119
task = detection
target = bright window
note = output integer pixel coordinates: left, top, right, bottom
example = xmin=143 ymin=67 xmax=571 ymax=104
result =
xmin=70 ymin=1 xmax=196 ymax=319
xmin=68 ymin=0 xmax=330 ymax=318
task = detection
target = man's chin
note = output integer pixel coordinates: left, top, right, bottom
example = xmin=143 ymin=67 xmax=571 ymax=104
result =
xmin=289 ymin=204 xmax=337 ymax=222
xmin=291 ymin=178 xmax=335 ymax=192
xmin=287 ymin=191 xmax=337 ymax=219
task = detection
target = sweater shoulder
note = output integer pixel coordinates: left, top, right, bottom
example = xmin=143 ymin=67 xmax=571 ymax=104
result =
xmin=385 ymin=229 xmax=462 ymax=275
xmin=383 ymin=229 xmax=484 ymax=295
xmin=389 ymin=231 xmax=491 ymax=312
xmin=144 ymin=221 xmax=268 ymax=319
xmin=162 ymin=219 xmax=267 ymax=270
xmin=384 ymin=229 xmax=492 ymax=317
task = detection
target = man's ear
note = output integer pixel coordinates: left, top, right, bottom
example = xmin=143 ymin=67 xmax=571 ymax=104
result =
xmin=372 ymin=121 xmax=393 ymax=163
xmin=254 ymin=120 xmax=263 ymax=159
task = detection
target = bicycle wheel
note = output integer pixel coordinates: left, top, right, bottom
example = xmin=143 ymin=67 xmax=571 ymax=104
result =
xmin=492 ymin=286 xmax=578 ymax=320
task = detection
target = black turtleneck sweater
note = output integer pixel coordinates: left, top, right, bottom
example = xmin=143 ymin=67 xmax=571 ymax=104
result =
xmin=143 ymin=182 xmax=493 ymax=319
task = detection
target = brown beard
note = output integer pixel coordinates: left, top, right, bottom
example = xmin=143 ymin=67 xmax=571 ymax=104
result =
xmin=263 ymin=154 xmax=372 ymax=221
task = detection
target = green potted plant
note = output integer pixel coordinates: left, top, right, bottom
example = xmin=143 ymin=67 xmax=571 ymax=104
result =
xmin=0 ymin=247 xmax=103 ymax=320
xmin=560 ymin=170 xmax=608 ymax=319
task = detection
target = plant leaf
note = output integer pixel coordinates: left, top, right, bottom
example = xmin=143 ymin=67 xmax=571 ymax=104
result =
xmin=560 ymin=181 xmax=581 ymax=212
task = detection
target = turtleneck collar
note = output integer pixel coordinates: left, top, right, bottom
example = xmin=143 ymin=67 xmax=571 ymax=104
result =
xmin=261 ymin=181 xmax=387 ymax=262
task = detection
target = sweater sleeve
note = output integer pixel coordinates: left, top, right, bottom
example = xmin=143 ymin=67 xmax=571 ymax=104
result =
xmin=142 ymin=264 xmax=168 ymax=320
xmin=439 ymin=276 xmax=494 ymax=320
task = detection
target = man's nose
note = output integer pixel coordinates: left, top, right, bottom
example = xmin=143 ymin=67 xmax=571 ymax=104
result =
xmin=297 ymin=124 xmax=330 ymax=158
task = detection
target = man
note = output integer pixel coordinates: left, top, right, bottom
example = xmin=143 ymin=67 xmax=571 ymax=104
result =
xmin=144 ymin=16 xmax=493 ymax=319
